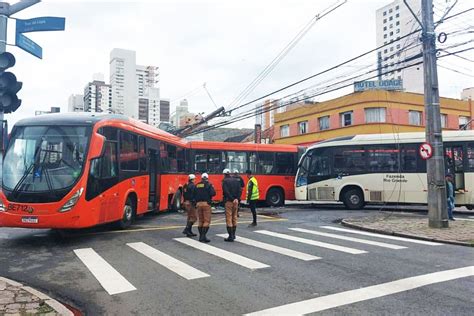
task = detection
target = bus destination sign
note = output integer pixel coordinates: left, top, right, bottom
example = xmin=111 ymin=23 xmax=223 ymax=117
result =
xmin=354 ymin=79 xmax=403 ymax=92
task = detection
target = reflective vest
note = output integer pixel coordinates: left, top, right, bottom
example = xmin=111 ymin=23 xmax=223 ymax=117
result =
xmin=247 ymin=177 xmax=259 ymax=200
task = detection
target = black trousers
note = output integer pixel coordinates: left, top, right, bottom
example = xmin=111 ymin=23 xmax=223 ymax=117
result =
xmin=249 ymin=200 xmax=257 ymax=223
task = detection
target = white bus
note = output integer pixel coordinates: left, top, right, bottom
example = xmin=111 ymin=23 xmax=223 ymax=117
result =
xmin=295 ymin=131 xmax=474 ymax=209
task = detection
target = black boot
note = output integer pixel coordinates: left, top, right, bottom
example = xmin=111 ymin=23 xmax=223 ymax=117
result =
xmin=224 ymin=226 xmax=234 ymax=242
xmin=182 ymin=222 xmax=191 ymax=236
xmin=200 ymin=227 xmax=210 ymax=243
xmin=198 ymin=227 xmax=203 ymax=242
xmin=232 ymin=226 xmax=237 ymax=240
xmin=186 ymin=222 xmax=197 ymax=237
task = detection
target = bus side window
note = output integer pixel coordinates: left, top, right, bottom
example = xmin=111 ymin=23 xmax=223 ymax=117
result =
xmin=139 ymin=137 xmax=147 ymax=171
xmin=275 ymin=152 xmax=295 ymax=174
xmin=309 ymin=149 xmax=331 ymax=176
xmin=249 ymin=152 xmax=257 ymax=173
xmin=467 ymin=144 xmax=474 ymax=171
xmin=258 ymin=152 xmax=274 ymax=174
xmin=401 ymin=145 xmax=417 ymax=172
xmin=86 ymin=141 xmax=118 ymax=201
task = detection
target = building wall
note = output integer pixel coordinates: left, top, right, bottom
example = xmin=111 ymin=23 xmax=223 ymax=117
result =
xmin=274 ymin=90 xmax=473 ymax=145
xmin=110 ymin=48 xmax=138 ymax=118
xmin=376 ymin=0 xmax=424 ymax=93
xmin=68 ymin=94 xmax=84 ymax=112
xmin=461 ymin=87 xmax=474 ymax=101
xmin=84 ymin=80 xmax=112 ymax=113
xmin=160 ymin=99 xmax=170 ymax=122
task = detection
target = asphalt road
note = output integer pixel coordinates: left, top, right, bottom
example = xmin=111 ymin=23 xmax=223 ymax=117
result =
xmin=0 ymin=205 xmax=473 ymax=315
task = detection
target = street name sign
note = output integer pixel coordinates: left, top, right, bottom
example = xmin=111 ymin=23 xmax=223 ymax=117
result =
xmin=16 ymin=17 xmax=65 ymax=33
xmin=15 ymin=33 xmax=42 ymax=59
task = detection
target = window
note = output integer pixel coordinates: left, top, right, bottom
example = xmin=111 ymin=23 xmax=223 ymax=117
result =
xmin=225 ymin=151 xmax=248 ymax=173
xmin=396 ymin=5 xmax=399 ymax=10
xmin=384 ymin=34 xmax=387 ymax=39
xmin=396 ymin=44 xmax=400 ymax=49
xmin=275 ymin=152 xmax=295 ymax=174
xmin=120 ymin=131 xmax=139 ymax=170
xmin=86 ymin=141 xmax=118 ymax=201
xmin=390 ymin=31 xmax=394 ymax=36
xmin=390 ymin=47 xmax=394 ymax=51
xmin=257 ymin=152 xmax=274 ymax=174
xmin=249 ymin=152 xmax=257 ymax=173
xmin=340 ymin=111 xmax=353 ymax=127
xmin=280 ymin=125 xmax=289 ymax=137
xmin=441 ymin=114 xmax=448 ymax=128
xmin=389 ymin=8 xmax=393 ymax=13
xmin=396 ymin=13 xmax=400 ymax=18
xmin=389 ymin=24 xmax=393 ymax=28
xmin=139 ymin=137 xmax=147 ymax=171
xmin=409 ymin=110 xmax=422 ymax=125
xmin=319 ymin=116 xmax=330 ymax=130
xmin=396 ymin=21 xmax=400 ymax=26
xmin=467 ymin=144 xmax=474 ymax=170
xmin=365 ymin=108 xmax=386 ymax=123
xmin=396 ymin=28 xmax=400 ymax=33
xmin=401 ymin=145 xmax=418 ymax=172
xmin=383 ymin=11 xmax=387 ymax=16
xmin=389 ymin=16 xmax=393 ymax=21
xmin=194 ymin=150 xmax=222 ymax=173
xmin=383 ymin=26 xmax=387 ymax=31
xmin=459 ymin=116 xmax=470 ymax=129
xmin=298 ymin=121 xmax=308 ymax=134
xmin=309 ymin=148 xmax=331 ymax=177
xmin=384 ymin=48 xmax=388 ymax=53
xmin=367 ymin=146 xmax=399 ymax=172
xmin=383 ymin=18 xmax=387 ymax=23
xmin=334 ymin=147 xmax=365 ymax=174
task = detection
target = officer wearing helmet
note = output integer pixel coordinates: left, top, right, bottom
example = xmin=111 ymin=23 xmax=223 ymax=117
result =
xmin=222 ymin=169 xmax=241 ymax=241
xmin=193 ymin=173 xmax=216 ymax=242
xmin=233 ymin=169 xmax=245 ymax=217
xmin=182 ymin=174 xmax=197 ymax=237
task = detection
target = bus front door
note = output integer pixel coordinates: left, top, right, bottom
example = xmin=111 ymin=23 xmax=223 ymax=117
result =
xmin=445 ymin=146 xmax=465 ymax=190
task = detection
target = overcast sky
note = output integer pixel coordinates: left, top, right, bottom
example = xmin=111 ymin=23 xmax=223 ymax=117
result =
xmin=4 ymin=0 xmax=473 ymax=129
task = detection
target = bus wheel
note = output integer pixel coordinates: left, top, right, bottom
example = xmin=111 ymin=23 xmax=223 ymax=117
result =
xmin=118 ymin=197 xmax=135 ymax=229
xmin=266 ymin=188 xmax=284 ymax=207
xmin=342 ymin=188 xmax=364 ymax=210
xmin=171 ymin=190 xmax=182 ymax=211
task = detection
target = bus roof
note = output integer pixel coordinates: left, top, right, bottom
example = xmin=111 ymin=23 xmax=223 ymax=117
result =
xmin=188 ymin=140 xmax=299 ymax=152
xmin=307 ymin=130 xmax=474 ymax=149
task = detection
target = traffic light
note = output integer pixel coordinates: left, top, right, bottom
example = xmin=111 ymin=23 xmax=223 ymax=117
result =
xmin=0 ymin=52 xmax=22 ymax=114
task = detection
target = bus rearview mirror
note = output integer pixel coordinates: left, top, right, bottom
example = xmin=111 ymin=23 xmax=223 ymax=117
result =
xmin=89 ymin=134 xmax=105 ymax=159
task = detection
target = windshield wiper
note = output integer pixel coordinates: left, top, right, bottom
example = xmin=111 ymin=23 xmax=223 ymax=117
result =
xmin=10 ymin=163 xmax=35 ymax=196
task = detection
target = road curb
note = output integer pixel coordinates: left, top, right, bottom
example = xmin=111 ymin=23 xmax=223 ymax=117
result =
xmin=341 ymin=219 xmax=473 ymax=247
xmin=0 ymin=276 xmax=74 ymax=316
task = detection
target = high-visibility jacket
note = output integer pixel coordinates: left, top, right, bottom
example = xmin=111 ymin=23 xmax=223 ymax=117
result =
xmin=247 ymin=176 xmax=259 ymax=200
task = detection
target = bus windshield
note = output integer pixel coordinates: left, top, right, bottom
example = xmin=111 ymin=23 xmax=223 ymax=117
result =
xmin=2 ymin=126 xmax=90 ymax=194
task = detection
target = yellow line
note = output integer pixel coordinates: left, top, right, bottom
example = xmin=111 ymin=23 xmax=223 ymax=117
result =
xmin=81 ymin=218 xmax=287 ymax=236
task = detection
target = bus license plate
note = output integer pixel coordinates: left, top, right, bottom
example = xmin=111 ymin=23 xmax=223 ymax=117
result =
xmin=21 ymin=216 xmax=39 ymax=224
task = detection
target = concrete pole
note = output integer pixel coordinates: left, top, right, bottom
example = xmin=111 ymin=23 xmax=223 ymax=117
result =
xmin=0 ymin=2 xmax=9 ymax=181
xmin=421 ymin=0 xmax=449 ymax=228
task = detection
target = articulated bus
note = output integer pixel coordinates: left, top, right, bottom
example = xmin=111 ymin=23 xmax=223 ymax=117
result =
xmin=0 ymin=113 xmax=300 ymax=229
xmin=295 ymin=131 xmax=474 ymax=209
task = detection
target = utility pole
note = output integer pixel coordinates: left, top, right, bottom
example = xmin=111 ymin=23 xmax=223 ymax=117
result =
xmin=421 ymin=0 xmax=448 ymax=228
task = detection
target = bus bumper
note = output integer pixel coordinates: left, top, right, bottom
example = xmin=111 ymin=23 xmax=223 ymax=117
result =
xmin=0 ymin=211 xmax=92 ymax=229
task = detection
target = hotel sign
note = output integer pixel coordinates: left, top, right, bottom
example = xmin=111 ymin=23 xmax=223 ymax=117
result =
xmin=354 ymin=79 xmax=403 ymax=92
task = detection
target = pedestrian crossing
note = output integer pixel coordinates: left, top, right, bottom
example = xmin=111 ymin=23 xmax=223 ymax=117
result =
xmin=73 ymin=226 xmax=444 ymax=295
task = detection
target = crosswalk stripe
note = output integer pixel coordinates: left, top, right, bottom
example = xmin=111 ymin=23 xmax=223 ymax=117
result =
xmin=74 ymin=248 xmax=136 ymax=295
xmin=215 ymin=234 xmax=321 ymax=261
xmin=174 ymin=238 xmax=270 ymax=270
xmin=255 ymin=230 xmax=367 ymax=255
xmin=127 ymin=242 xmax=210 ymax=280
xmin=289 ymin=228 xmax=407 ymax=250
xmin=320 ymin=226 xmax=442 ymax=246
xmin=245 ymin=265 xmax=474 ymax=315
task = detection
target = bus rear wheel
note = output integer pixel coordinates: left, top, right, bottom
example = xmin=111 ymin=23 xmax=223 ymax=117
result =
xmin=266 ymin=187 xmax=284 ymax=207
xmin=118 ymin=197 xmax=135 ymax=229
xmin=342 ymin=188 xmax=365 ymax=210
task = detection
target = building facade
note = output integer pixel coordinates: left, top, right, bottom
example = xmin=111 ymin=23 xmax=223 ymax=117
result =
xmin=110 ymin=48 xmax=139 ymax=118
xmin=68 ymin=94 xmax=84 ymax=112
xmin=171 ymin=99 xmax=190 ymax=128
xmin=84 ymin=80 xmax=112 ymax=113
xmin=461 ymin=87 xmax=474 ymax=101
xmin=376 ymin=0 xmax=424 ymax=93
xmin=160 ymin=99 xmax=170 ymax=122
xmin=35 ymin=107 xmax=60 ymax=116
xmin=273 ymin=90 xmax=473 ymax=145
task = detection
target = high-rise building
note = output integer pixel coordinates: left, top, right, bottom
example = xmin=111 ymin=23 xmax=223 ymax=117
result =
xmin=376 ymin=0 xmax=423 ymax=93
xmin=68 ymin=94 xmax=84 ymax=112
xmin=172 ymin=99 xmax=190 ymax=128
xmin=160 ymin=99 xmax=170 ymax=122
xmin=36 ymin=107 xmax=60 ymax=116
xmin=84 ymin=80 xmax=112 ymax=113
xmin=136 ymin=65 xmax=159 ymax=97
xmin=110 ymin=48 xmax=139 ymax=118
xmin=461 ymin=87 xmax=474 ymax=101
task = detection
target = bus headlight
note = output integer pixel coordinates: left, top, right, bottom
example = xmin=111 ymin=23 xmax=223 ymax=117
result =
xmin=0 ymin=199 xmax=5 ymax=212
xmin=59 ymin=188 xmax=84 ymax=213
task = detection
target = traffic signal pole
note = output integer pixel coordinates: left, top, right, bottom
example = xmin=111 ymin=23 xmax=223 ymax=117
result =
xmin=0 ymin=3 xmax=8 ymax=178
xmin=421 ymin=0 xmax=448 ymax=228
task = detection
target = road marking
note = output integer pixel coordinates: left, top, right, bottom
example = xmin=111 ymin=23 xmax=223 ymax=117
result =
xmin=455 ymin=217 xmax=474 ymax=222
xmin=245 ymin=265 xmax=474 ymax=315
xmin=320 ymin=226 xmax=442 ymax=246
xmin=255 ymin=230 xmax=367 ymax=255
xmin=216 ymin=234 xmax=320 ymax=261
xmin=73 ymin=248 xmax=136 ymax=295
xmin=174 ymin=238 xmax=269 ymax=270
xmin=289 ymin=228 xmax=407 ymax=250
xmin=127 ymin=242 xmax=210 ymax=280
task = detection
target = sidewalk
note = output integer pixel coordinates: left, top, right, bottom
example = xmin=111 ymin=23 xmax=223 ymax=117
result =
xmin=342 ymin=212 xmax=474 ymax=247
xmin=0 ymin=277 xmax=73 ymax=316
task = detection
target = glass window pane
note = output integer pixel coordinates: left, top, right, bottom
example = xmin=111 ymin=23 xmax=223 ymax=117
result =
xmin=367 ymin=146 xmax=399 ymax=172
xmin=333 ymin=147 xmax=365 ymax=173
xmin=120 ymin=132 xmax=139 ymax=170
xmin=257 ymin=152 xmax=274 ymax=174
xmin=225 ymin=151 xmax=248 ymax=173
xmin=275 ymin=152 xmax=295 ymax=174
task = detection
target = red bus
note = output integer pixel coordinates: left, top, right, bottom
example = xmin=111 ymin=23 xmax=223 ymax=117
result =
xmin=0 ymin=113 xmax=300 ymax=229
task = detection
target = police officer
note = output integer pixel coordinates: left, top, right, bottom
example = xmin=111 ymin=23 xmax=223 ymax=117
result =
xmin=246 ymin=170 xmax=259 ymax=227
xmin=193 ymin=173 xmax=216 ymax=242
xmin=182 ymin=174 xmax=197 ymax=237
xmin=233 ymin=169 xmax=245 ymax=217
xmin=222 ymin=169 xmax=242 ymax=241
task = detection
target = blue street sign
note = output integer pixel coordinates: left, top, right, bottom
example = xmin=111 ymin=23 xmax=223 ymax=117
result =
xmin=15 ymin=33 xmax=42 ymax=59
xmin=16 ymin=17 xmax=65 ymax=33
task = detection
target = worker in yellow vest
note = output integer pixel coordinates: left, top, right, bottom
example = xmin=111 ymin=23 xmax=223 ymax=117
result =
xmin=246 ymin=170 xmax=259 ymax=227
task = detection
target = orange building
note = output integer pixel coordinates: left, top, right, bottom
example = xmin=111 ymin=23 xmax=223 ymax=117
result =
xmin=273 ymin=90 xmax=473 ymax=146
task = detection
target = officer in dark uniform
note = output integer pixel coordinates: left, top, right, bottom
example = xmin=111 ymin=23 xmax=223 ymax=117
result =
xmin=193 ymin=173 xmax=216 ymax=242
xmin=222 ymin=169 xmax=242 ymax=241
xmin=233 ymin=169 xmax=245 ymax=217
xmin=182 ymin=174 xmax=197 ymax=237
